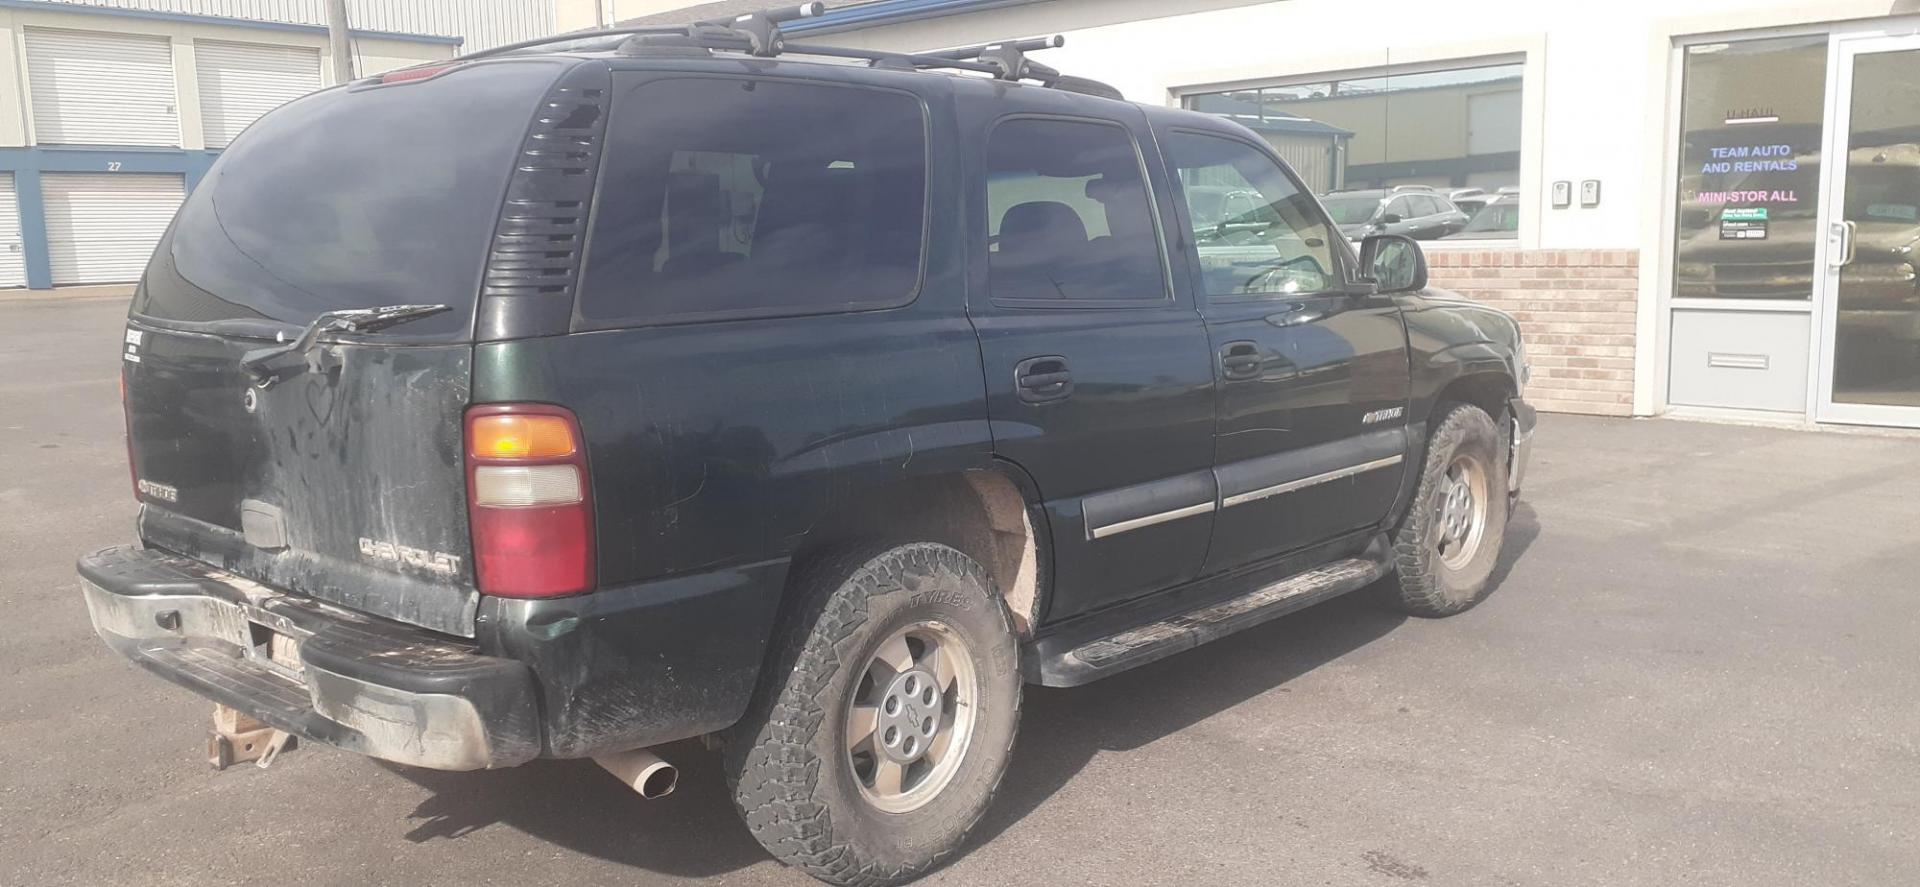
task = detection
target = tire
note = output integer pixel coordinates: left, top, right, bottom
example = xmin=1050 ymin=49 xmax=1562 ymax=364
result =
xmin=1385 ymin=402 xmax=1510 ymax=617
xmin=725 ymin=543 xmax=1022 ymax=886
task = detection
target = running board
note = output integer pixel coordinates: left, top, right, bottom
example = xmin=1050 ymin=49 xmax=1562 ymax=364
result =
xmin=1028 ymin=555 xmax=1389 ymax=687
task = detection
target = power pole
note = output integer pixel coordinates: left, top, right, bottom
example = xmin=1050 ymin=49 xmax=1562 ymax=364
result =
xmin=325 ymin=0 xmax=355 ymax=84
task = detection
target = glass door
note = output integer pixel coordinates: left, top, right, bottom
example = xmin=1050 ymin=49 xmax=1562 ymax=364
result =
xmin=1814 ymin=33 xmax=1920 ymax=426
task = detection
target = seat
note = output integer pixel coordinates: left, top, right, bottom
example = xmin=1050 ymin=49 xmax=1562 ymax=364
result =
xmin=994 ymin=200 xmax=1089 ymax=299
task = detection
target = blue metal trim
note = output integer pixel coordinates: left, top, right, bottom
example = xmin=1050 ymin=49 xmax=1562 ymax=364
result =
xmin=0 ymin=145 xmax=220 ymax=289
xmin=783 ymin=0 xmax=1030 ymax=34
xmin=13 ymin=168 xmax=49 ymax=289
xmin=0 ymin=0 xmax=464 ymax=46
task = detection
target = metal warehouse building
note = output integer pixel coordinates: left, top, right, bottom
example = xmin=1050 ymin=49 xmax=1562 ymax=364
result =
xmin=0 ymin=0 xmax=561 ymax=290
xmin=629 ymin=0 xmax=1920 ymax=431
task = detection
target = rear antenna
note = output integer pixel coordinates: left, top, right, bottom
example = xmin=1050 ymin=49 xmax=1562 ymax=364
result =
xmin=704 ymin=2 xmax=825 ymax=57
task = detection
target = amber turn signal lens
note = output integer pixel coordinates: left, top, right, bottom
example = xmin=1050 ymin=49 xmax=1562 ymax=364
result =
xmin=469 ymin=414 xmax=577 ymax=460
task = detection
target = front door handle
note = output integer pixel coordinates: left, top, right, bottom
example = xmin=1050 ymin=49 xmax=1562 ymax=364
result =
xmin=1015 ymin=355 xmax=1073 ymax=404
xmin=1220 ymin=341 xmax=1262 ymax=381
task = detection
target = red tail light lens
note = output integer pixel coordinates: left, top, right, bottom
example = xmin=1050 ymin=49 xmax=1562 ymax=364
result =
xmin=466 ymin=404 xmax=595 ymax=598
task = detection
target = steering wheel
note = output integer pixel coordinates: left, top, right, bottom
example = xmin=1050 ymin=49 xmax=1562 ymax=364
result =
xmin=1243 ymin=255 xmax=1327 ymax=292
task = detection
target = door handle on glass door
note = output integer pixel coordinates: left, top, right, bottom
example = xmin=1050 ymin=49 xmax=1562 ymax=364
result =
xmin=1828 ymin=221 xmax=1856 ymax=268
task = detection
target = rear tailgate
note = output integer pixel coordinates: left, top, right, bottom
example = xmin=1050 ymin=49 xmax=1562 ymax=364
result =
xmin=121 ymin=59 xmax=570 ymax=636
xmin=125 ymin=328 xmax=477 ymax=634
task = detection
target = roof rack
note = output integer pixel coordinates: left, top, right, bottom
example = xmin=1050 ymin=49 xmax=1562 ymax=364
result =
xmin=450 ymin=3 xmax=1122 ymax=100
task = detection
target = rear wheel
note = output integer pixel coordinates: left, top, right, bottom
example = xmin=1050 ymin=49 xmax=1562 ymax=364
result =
xmin=726 ymin=544 xmax=1021 ymax=886
xmin=1385 ymin=402 xmax=1509 ymax=617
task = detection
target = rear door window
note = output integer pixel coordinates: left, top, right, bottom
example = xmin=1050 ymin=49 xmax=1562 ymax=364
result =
xmin=576 ymin=76 xmax=928 ymax=325
xmin=986 ymin=117 xmax=1167 ymax=305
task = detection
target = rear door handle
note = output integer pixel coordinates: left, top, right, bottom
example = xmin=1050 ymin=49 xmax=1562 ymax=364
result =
xmin=1015 ymin=355 xmax=1073 ymax=404
xmin=1220 ymin=341 xmax=1262 ymax=381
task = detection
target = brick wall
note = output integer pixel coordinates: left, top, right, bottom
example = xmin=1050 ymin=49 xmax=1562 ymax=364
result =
xmin=1425 ymin=249 xmax=1639 ymax=417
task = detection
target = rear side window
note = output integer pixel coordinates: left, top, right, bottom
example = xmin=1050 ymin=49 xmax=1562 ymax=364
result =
xmin=136 ymin=62 xmax=555 ymax=340
xmin=986 ymin=117 xmax=1166 ymax=304
xmin=576 ymin=77 xmax=928 ymax=325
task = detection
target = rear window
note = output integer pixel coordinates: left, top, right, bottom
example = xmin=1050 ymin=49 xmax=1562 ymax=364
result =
xmin=134 ymin=61 xmax=557 ymax=340
xmin=575 ymin=76 xmax=928 ymax=326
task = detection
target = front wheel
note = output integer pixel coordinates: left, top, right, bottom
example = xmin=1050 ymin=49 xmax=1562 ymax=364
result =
xmin=726 ymin=543 xmax=1022 ymax=886
xmin=1384 ymin=402 xmax=1510 ymax=617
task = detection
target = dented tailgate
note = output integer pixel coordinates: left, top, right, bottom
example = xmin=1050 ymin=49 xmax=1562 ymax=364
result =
xmin=124 ymin=325 xmax=480 ymax=635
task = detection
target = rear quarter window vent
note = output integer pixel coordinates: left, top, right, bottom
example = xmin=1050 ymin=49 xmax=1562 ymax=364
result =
xmin=477 ymin=68 xmax=610 ymax=339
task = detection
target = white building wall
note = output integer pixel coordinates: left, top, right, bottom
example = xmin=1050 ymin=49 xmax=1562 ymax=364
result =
xmin=818 ymin=0 xmax=1899 ymax=252
xmin=821 ymin=0 xmax=1913 ymax=419
xmin=19 ymin=0 xmax=556 ymax=49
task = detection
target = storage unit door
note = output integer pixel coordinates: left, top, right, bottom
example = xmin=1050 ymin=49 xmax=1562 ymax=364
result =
xmin=196 ymin=41 xmax=321 ymax=148
xmin=43 ymin=173 xmax=184 ymax=285
xmin=26 ymin=29 xmax=178 ymax=147
xmin=0 ymin=175 xmax=26 ymax=289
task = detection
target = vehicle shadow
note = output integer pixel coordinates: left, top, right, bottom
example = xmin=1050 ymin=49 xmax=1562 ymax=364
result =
xmin=970 ymin=498 xmax=1539 ymax=846
xmin=380 ymin=504 xmax=1539 ymax=880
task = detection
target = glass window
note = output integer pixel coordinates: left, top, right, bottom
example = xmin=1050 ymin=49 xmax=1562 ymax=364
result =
xmin=1166 ymin=131 xmax=1338 ymax=297
xmin=986 ymin=117 xmax=1165 ymax=303
xmin=1385 ymin=195 xmax=1415 ymax=219
xmin=1320 ymin=194 xmax=1381 ymax=225
xmin=1182 ymin=60 xmax=1525 ymax=242
xmin=577 ymin=77 xmax=927 ymax=324
xmin=1459 ymin=197 xmax=1521 ymax=239
xmin=1672 ymin=36 xmax=1827 ymax=300
xmin=138 ymin=62 xmax=554 ymax=339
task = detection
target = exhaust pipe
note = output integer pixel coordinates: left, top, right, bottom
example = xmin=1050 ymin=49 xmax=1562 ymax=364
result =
xmin=595 ymin=747 xmax=678 ymax=799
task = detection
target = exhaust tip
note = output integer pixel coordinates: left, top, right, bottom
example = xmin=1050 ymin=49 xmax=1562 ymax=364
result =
xmin=595 ymin=747 xmax=678 ymax=800
xmin=639 ymin=762 xmax=678 ymax=799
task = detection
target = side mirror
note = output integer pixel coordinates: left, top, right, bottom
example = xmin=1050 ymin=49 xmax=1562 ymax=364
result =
xmin=1378 ymin=213 xmax=1402 ymax=225
xmin=1359 ymin=233 xmax=1428 ymax=293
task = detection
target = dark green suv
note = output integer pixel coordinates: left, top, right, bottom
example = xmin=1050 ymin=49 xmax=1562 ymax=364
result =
xmin=81 ymin=7 xmax=1533 ymax=885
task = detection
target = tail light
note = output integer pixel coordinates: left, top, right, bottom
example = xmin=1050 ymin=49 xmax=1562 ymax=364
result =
xmin=465 ymin=404 xmax=595 ymax=598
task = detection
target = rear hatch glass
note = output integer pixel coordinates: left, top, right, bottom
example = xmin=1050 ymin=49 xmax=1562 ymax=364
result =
xmin=134 ymin=60 xmax=559 ymax=340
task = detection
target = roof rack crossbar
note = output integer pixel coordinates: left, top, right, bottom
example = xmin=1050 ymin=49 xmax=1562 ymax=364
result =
xmin=696 ymin=2 xmax=825 ymax=57
xmin=447 ymin=4 xmax=1119 ymax=98
xmin=776 ymin=41 xmax=1001 ymax=76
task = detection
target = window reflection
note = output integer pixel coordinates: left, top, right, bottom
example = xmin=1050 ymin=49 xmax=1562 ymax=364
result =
xmin=1831 ymin=48 xmax=1920 ymax=408
xmin=1672 ymin=36 xmax=1827 ymax=300
xmin=1183 ymin=61 xmax=1524 ymax=241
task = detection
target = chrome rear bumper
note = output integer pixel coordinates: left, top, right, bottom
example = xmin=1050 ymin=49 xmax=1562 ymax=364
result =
xmin=79 ymin=546 xmax=539 ymax=770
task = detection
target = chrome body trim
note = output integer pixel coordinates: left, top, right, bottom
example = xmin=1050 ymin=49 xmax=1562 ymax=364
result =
xmin=1087 ymin=501 xmax=1215 ymax=539
xmin=1220 ymin=454 xmax=1405 ymax=509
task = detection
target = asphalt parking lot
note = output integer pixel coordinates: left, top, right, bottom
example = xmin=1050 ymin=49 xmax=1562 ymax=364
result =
xmin=4 ymin=292 xmax=1918 ymax=886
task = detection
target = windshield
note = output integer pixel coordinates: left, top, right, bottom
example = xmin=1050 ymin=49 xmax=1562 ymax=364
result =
xmin=133 ymin=61 xmax=556 ymax=340
xmin=1320 ymin=196 xmax=1380 ymax=225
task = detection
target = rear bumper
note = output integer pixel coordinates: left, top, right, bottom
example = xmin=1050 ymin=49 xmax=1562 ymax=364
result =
xmin=78 ymin=546 xmax=539 ymax=770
